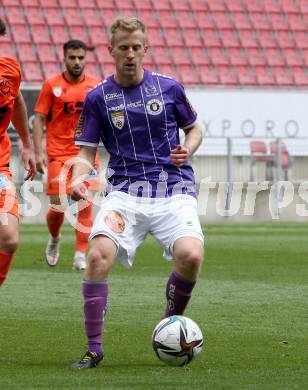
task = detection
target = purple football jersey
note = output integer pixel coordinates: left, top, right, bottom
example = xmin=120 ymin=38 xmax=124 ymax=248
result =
xmin=75 ymin=69 xmax=198 ymax=197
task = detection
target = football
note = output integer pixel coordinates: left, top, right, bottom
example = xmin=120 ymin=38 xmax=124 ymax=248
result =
xmin=152 ymin=315 xmax=203 ymax=366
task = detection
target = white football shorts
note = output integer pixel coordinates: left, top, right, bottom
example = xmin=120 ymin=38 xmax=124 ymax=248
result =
xmin=89 ymin=191 xmax=204 ymax=268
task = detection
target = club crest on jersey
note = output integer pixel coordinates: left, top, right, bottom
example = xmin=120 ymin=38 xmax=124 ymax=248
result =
xmin=111 ymin=111 xmax=125 ymax=130
xmin=146 ymin=99 xmax=163 ymax=115
xmin=53 ymin=86 xmax=62 ymax=97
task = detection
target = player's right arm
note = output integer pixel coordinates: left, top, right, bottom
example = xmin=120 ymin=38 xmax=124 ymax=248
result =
xmin=70 ymin=145 xmax=97 ymax=201
xmin=32 ymin=111 xmax=47 ymax=174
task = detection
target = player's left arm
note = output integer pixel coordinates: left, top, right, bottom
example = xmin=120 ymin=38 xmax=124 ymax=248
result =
xmin=11 ymin=91 xmax=36 ymax=180
xmin=170 ymin=123 xmax=203 ymax=167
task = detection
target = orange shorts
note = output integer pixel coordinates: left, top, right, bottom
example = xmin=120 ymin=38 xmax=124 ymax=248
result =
xmin=46 ymin=157 xmax=101 ymax=195
xmin=0 ymin=169 xmax=19 ymax=219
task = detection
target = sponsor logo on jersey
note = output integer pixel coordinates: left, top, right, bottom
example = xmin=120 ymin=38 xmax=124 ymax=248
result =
xmin=108 ymin=103 xmax=125 ymax=112
xmin=144 ymin=84 xmax=158 ymax=96
xmin=127 ymin=99 xmax=143 ymax=109
xmin=75 ymin=112 xmax=84 ymax=138
xmin=146 ymin=99 xmax=163 ymax=115
xmin=53 ymin=86 xmax=62 ymax=97
xmin=105 ymin=92 xmax=123 ymax=101
xmin=111 ymin=111 xmax=125 ymax=130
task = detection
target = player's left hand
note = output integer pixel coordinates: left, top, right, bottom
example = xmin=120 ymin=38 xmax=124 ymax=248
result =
xmin=21 ymin=146 xmax=37 ymax=181
xmin=170 ymin=145 xmax=191 ymax=167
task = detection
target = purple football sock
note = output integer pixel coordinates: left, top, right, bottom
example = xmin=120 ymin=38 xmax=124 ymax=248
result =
xmin=164 ymin=271 xmax=196 ymax=318
xmin=83 ymin=280 xmax=108 ymax=357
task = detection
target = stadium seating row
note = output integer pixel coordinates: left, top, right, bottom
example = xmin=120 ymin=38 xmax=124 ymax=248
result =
xmin=1 ymin=0 xmax=308 ymax=86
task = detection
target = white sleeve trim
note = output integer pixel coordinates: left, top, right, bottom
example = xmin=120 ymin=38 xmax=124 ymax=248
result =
xmin=75 ymin=141 xmax=99 ymax=147
xmin=181 ymin=120 xmax=197 ymax=130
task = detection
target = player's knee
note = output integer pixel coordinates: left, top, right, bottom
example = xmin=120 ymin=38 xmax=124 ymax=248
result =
xmin=1 ymin=236 xmax=19 ymax=254
xmin=87 ymin=249 xmax=111 ymax=273
xmin=176 ymin=247 xmax=204 ymax=271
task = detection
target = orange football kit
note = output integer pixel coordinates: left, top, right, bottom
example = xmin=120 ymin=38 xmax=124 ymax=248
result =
xmin=34 ymin=73 xmax=100 ymax=195
xmin=0 ymin=56 xmax=21 ymax=219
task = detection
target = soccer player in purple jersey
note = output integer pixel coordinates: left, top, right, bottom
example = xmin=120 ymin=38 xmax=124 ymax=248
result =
xmin=70 ymin=16 xmax=204 ymax=369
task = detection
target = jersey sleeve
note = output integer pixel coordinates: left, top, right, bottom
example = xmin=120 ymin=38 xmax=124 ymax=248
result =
xmin=34 ymin=81 xmax=54 ymax=115
xmin=174 ymin=82 xmax=198 ymax=130
xmin=74 ymin=92 xmax=101 ymax=147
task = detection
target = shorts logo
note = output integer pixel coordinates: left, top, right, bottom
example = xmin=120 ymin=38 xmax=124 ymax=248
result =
xmin=53 ymin=87 xmax=62 ymax=97
xmin=146 ymin=99 xmax=163 ymax=115
xmin=111 ymin=111 xmax=125 ymax=130
xmin=104 ymin=211 xmax=125 ymax=233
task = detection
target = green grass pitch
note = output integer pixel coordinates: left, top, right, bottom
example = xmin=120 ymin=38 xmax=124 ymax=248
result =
xmin=1 ymin=223 xmax=308 ymax=389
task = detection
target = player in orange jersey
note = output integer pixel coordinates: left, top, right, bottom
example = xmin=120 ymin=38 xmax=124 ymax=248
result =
xmin=0 ymin=18 xmax=36 ymax=287
xmin=33 ymin=40 xmax=100 ymax=270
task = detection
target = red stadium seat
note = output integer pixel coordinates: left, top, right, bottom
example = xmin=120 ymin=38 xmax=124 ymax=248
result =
xmin=284 ymin=49 xmax=304 ymax=67
xmin=195 ymin=13 xmax=216 ymax=29
xmin=190 ymin=47 xmax=210 ymax=66
xmin=151 ymin=0 xmax=170 ymax=11
xmin=94 ymin=45 xmax=112 ymax=63
xmin=151 ymin=47 xmax=172 ymax=65
xmin=69 ymin=26 xmax=90 ymax=44
xmin=269 ymin=14 xmax=290 ymax=31
xmin=220 ymin=30 xmax=240 ymax=47
xmin=77 ymin=0 xmax=96 ymax=8
xmin=21 ymin=0 xmax=40 ymax=6
xmin=232 ymin=12 xmax=252 ymax=30
xmin=226 ymin=0 xmax=245 ymax=12
xmin=246 ymin=48 xmax=267 ymax=66
xmin=263 ymin=49 xmax=285 ymax=66
xmin=228 ymin=48 xmax=248 ymax=66
xmin=208 ymin=0 xmax=226 ymax=12
xmin=170 ymin=47 xmax=191 ymax=65
xmin=96 ymin=0 xmax=117 ymax=10
xmin=25 ymin=7 xmax=46 ymax=25
xmin=213 ymin=12 xmax=234 ymax=29
xmin=178 ymin=65 xmax=200 ymax=84
xmin=39 ymin=0 xmax=58 ymax=6
xmin=138 ymin=11 xmax=159 ymax=28
xmin=250 ymin=13 xmax=271 ymax=30
xmin=190 ymin=1 xmax=208 ymax=12
xmin=302 ymin=49 xmax=308 ymax=66
xmin=157 ymin=11 xmax=179 ymax=28
xmin=154 ymin=64 xmax=179 ymax=80
xmin=85 ymin=50 xmax=97 ymax=64
xmin=41 ymin=61 xmax=61 ymax=79
xmin=44 ymin=8 xmax=65 ymax=26
xmin=275 ymin=31 xmax=295 ymax=49
xmin=202 ymin=29 xmax=221 ymax=47
xmin=236 ymin=66 xmax=257 ymax=85
xmin=287 ymin=14 xmax=307 ymax=31
xmin=256 ymin=30 xmax=277 ymax=48
xmin=239 ymin=29 xmax=259 ymax=48
xmin=22 ymin=61 xmax=43 ymax=82
xmin=249 ymin=140 xmax=272 ymax=180
xmin=2 ymin=0 xmax=20 ymax=5
xmin=102 ymin=63 xmax=115 ymax=78
xmin=293 ymin=67 xmax=308 ymax=86
xmin=50 ymin=26 xmax=70 ymax=44
xmin=244 ymin=0 xmax=264 ymax=13
xmin=264 ymin=0 xmax=282 ymax=13
xmin=58 ymin=0 xmax=77 ymax=7
xmin=63 ymin=8 xmax=84 ymax=27
xmin=12 ymin=25 xmax=32 ymax=43
xmin=254 ymin=66 xmax=276 ymax=85
xmin=82 ymin=9 xmax=104 ymax=27
xmin=86 ymin=63 xmax=103 ymax=80
xmin=35 ymin=43 xmax=58 ymax=62
xmin=183 ymin=29 xmax=203 ymax=48
xmin=163 ymin=28 xmax=184 ymax=47
xmin=132 ymin=0 xmax=152 ymax=11
xmin=270 ymin=141 xmax=290 ymax=171
xmin=17 ymin=43 xmax=37 ymax=62
xmin=31 ymin=25 xmax=50 ymax=44
xmin=274 ymin=67 xmax=294 ymax=86
xmin=6 ymin=7 xmax=26 ymax=24
xmin=299 ymin=0 xmax=308 ymax=13
xmin=170 ymin=0 xmax=190 ymax=11
xmin=199 ymin=65 xmax=219 ymax=85
xmin=217 ymin=65 xmax=238 ymax=85
xmin=208 ymin=48 xmax=230 ymax=65
xmin=101 ymin=10 xmax=120 ymax=27
xmin=114 ymin=0 xmax=134 ymax=10
xmin=88 ymin=27 xmax=109 ymax=46
xmin=146 ymin=29 xmax=166 ymax=47
xmin=293 ymin=31 xmax=308 ymax=49
xmin=175 ymin=12 xmax=196 ymax=29
xmin=1 ymin=42 xmax=17 ymax=58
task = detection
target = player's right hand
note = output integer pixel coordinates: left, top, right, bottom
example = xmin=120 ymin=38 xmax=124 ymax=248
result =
xmin=35 ymin=154 xmax=46 ymax=174
xmin=70 ymin=182 xmax=88 ymax=202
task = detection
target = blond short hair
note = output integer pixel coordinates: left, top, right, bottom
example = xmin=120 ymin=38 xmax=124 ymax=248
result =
xmin=109 ymin=16 xmax=146 ymax=46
